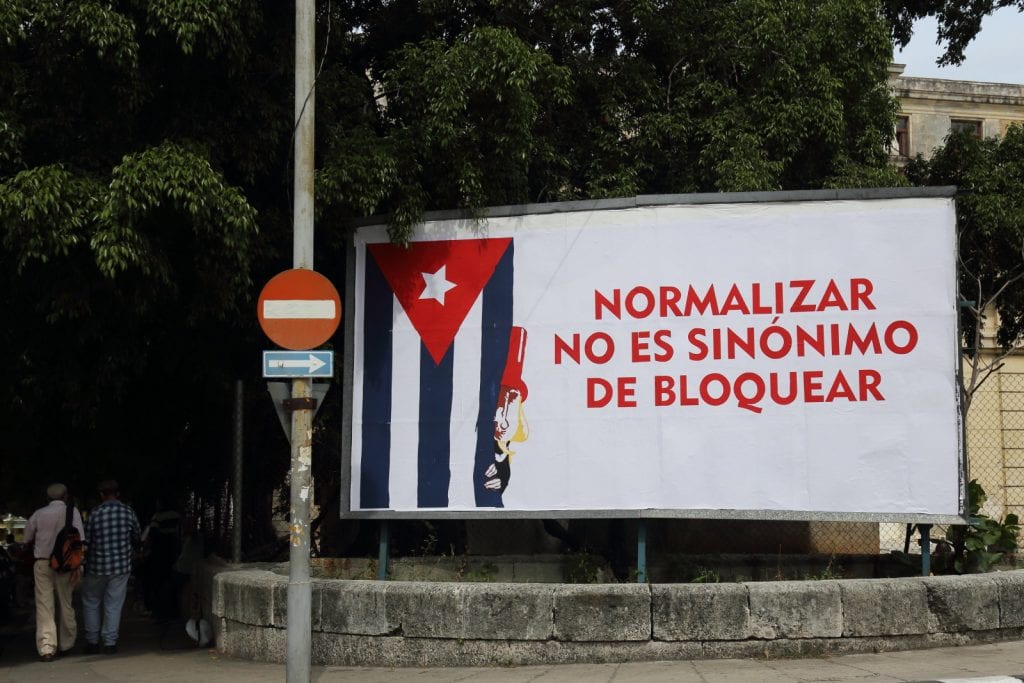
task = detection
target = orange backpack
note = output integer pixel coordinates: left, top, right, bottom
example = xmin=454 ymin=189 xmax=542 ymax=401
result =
xmin=49 ymin=503 xmax=84 ymax=573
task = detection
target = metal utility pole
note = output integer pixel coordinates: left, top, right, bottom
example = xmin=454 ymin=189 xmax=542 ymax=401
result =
xmin=288 ymin=0 xmax=316 ymax=680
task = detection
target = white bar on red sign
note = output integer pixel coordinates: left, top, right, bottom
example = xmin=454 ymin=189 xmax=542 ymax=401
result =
xmin=263 ymin=300 xmax=336 ymax=319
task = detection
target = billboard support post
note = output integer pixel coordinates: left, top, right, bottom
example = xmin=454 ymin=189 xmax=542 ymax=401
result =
xmin=377 ymin=521 xmax=390 ymax=580
xmin=636 ymin=520 xmax=648 ymax=583
xmin=919 ymin=524 xmax=932 ymax=576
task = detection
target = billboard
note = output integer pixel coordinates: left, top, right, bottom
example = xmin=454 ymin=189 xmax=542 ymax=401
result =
xmin=343 ymin=191 xmax=964 ymax=521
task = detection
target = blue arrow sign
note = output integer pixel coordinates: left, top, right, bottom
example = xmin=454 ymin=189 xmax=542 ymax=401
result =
xmin=263 ymin=350 xmax=333 ymax=378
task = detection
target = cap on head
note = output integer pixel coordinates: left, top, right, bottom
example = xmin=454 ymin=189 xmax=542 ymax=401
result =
xmin=97 ymin=480 xmax=120 ymax=497
xmin=46 ymin=483 xmax=67 ymax=501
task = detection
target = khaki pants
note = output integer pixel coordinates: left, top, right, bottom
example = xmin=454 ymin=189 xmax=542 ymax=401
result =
xmin=33 ymin=560 xmax=76 ymax=655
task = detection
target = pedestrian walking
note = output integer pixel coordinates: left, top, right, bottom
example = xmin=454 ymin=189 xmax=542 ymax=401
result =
xmin=82 ymin=480 xmax=140 ymax=654
xmin=22 ymin=483 xmax=84 ymax=661
xmin=140 ymin=497 xmax=182 ymax=619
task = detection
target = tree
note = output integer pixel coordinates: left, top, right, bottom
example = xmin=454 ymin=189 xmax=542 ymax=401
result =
xmin=884 ymin=0 xmax=1024 ymax=67
xmin=1 ymin=0 xmax=904 ymax=552
xmin=0 ymin=1 xmax=289 ymax=523
xmin=906 ymin=125 xmax=1024 ymax=412
xmin=318 ymin=0 xmax=905 ymax=242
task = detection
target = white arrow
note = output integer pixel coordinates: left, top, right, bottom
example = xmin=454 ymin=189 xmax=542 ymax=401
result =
xmin=269 ymin=354 xmax=327 ymax=373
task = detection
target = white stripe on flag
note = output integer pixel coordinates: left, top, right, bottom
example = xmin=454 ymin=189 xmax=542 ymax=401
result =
xmin=263 ymin=300 xmax=336 ymax=319
xmin=449 ymin=298 xmax=483 ymax=509
xmin=350 ymin=287 xmax=365 ymax=509
xmin=389 ymin=298 xmax=420 ymax=510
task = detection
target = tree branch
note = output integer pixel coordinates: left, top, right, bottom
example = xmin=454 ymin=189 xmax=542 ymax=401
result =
xmin=960 ymin=239 xmax=1024 ymax=415
xmin=666 ymin=57 xmax=687 ymax=110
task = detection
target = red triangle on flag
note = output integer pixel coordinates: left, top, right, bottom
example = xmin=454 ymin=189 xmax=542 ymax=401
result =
xmin=368 ymin=238 xmax=512 ymax=365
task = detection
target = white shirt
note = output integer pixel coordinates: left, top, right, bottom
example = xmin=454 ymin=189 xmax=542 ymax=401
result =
xmin=23 ymin=500 xmax=85 ymax=560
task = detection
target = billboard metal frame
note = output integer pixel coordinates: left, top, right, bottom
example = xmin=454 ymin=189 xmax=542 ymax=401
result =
xmin=340 ymin=186 xmax=966 ymax=524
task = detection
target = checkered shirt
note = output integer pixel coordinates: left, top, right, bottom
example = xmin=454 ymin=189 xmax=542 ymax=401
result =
xmin=84 ymin=499 xmax=141 ymax=576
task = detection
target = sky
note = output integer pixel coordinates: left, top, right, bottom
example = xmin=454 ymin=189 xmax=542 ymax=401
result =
xmin=894 ymin=5 xmax=1024 ymax=84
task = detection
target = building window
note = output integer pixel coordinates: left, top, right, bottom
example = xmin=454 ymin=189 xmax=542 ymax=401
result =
xmin=894 ymin=115 xmax=910 ymax=157
xmin=950 ymin=119 xmax=983 ymax=138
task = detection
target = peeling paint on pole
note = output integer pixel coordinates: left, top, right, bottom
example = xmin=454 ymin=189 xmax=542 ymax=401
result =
xmin=287 ymin=1 xmax=316 ymax=679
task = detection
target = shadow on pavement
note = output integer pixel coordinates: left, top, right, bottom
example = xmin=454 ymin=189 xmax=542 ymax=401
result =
xmin=0 ymin=583 xmax=205 ymax=665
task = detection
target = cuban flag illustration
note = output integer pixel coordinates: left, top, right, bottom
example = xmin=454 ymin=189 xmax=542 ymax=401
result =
xmin=356 ymin=237 xmax=529 ymax=510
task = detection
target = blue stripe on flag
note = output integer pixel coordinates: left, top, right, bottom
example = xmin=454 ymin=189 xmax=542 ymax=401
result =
xmin=474 ymin=243 xmax=514 ymax=507
xmin=418 ymin=344 xmax=454 ymax=507
xmin=360 ymin=253 xmax=393 ymax=508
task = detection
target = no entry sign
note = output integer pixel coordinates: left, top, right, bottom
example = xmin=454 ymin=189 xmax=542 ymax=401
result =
xmin=258 ymin=269 xmax=341 ymax=350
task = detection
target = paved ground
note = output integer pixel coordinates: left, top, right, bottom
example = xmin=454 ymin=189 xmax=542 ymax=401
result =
xmin=5 ymin=604 xmax=1024 ymax=682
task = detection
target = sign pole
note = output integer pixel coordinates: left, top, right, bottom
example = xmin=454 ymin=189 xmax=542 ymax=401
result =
xmin=288 ymin=0 xmax=315 ymax=680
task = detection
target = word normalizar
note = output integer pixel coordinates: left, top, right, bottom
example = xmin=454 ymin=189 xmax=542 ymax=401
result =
xmin=595 ymin=278 xmax=875 ymax=319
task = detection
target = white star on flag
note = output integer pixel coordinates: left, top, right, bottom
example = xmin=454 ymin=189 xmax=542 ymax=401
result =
xmin=419 ymin=265 xmax=457 ymax=305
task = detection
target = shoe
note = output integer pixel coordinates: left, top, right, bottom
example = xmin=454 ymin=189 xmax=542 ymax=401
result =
xmin=38 ymin=652 xmax=56 ymax=662
xmin=102 ymin=644 xmax=118 ymax=655
xmin=84 ymin=642 xmax=101 ymax=655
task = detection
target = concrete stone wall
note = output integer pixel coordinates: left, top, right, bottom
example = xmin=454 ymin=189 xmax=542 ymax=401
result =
xmin=205 ymin=563 xmax=1024 ymax=667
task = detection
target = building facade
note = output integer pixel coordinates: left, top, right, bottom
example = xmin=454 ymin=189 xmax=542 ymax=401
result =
xmin=889 ymin=63 xmax=1024 ymax=161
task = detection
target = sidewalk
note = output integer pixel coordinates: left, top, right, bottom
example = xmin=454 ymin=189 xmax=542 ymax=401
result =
xmin=4 ymin=604 xmax=1024 ymax=682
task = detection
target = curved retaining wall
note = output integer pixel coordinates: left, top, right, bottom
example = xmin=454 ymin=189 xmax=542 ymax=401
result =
xmin=203 ymin=564 xmax=1024 ymax=667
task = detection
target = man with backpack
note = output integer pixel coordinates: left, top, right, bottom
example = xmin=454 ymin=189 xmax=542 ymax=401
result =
xmin=82 ymin=479 xmax=140 ymax=655
xmin=22 ymin=483 xmax=84 ymax=662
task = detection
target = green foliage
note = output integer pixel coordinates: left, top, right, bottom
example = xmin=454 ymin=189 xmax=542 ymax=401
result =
xmin=143 ymin=0 xmax=253 ymax=57
xmin=690 ymin=567 xmax=721 ymax=584
xmin=318 ymin=0 xmax=899 ymax=242
xmin=385 ymin=27 xmax=571 ymax=226
xmin=0 ymin=165 xmax=97 ymax=272
xmin=562 ymin=551 xmax=606 ymax=583
xmin=0 ymin=147 xmax=258 ymax=324
xmin=805 ymin=557 xmax=844 ymax=580
xmin=417 ymin=521 xmax=440 ymax=556
xmin=319 ymin=23 xmax=573 ymax=241
xmin=18 ymin=1 xmax=140 ymax=69
xmin=0 ymin=0 xmax=285 ymax=523
xmin=97 ymin=141 xmax=258 ymax=316
xmin=907 ymin=124 xmax=1024 ymax=348
xmin=894 ymin=480 xmax=1021 ymax=575
xmin=458 ymin=560 xmax=498 ymax=583
xmin=943 ymin=479 xmax=1020 ymax=574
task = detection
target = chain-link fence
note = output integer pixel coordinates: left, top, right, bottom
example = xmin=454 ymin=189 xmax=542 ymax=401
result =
xmin=874 ymin=369 xmax=1024 ymax=553
xmin=185 ymin=483 xmax=234 ymax=558
xmin=982 ymin=371 xmax=1024 ymax=516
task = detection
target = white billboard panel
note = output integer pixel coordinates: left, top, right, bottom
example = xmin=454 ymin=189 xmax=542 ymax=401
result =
xmin=347 ymin=194 xmax=963 ymax=520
